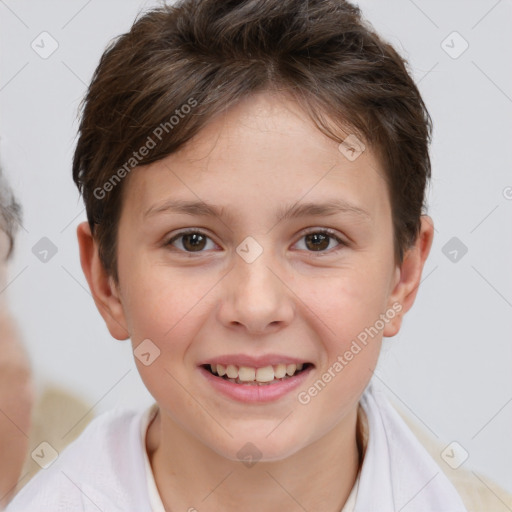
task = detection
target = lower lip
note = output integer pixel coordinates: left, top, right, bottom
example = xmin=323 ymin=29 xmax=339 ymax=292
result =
xmin=198 ymin=365 xmax=314 ymax=403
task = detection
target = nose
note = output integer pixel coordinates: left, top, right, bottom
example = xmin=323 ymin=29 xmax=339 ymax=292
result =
xmin=217 ymin=251 xmax=295 ymax=335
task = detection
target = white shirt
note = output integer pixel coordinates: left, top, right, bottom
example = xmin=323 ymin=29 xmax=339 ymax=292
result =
xmin=6 ymin=379 xmax=467 ymax=512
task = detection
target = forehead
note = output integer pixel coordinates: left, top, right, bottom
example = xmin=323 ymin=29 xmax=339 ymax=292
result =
xmin=122 ymin=91 xmax=391 ymax=225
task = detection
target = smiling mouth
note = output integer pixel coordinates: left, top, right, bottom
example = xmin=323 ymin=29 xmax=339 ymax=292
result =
xmin=202 ymin=363 xmax=313 ymax=385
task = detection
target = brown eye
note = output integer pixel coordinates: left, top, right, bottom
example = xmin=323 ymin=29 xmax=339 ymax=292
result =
xmin=167 ymin=231 xmax=215 ymax=252
xmin=304 ymin=232 xmax=330 ymax=251
xmin=182 ymin=233 xmax=207 ymax=251
xmin=294 ymin=230 xmax=346 ymax=253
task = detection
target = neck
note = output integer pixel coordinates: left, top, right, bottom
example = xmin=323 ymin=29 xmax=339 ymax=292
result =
xmin=146 ymin=406 xmax=365 ymax=512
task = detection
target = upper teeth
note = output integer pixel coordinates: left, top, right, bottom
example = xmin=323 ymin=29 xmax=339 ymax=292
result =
xmin=210 ymin=363 xmax=304 ymax=383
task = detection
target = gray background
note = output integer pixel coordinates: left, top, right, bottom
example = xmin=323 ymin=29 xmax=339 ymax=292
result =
xmin=1 ymin=0 xmax=511 ymax=496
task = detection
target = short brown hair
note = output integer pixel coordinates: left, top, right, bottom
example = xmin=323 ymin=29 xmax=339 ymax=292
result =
xmin=73 ymin=0 xmax=432 ymax=281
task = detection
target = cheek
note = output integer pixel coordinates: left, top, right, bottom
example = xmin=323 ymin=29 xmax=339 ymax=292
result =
xmin=293 ymin=264 xmax=388 ymax=397
xmin=119 ymin=257 xmax=218 ymax=340
xmin=121 ymin=264 xmax=220 ymax=395
xmin=298 ymin=264 xmax=390 ymax=343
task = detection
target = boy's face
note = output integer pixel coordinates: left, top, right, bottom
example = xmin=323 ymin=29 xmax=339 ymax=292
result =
xmin=81 ymin=91 xmax=432 ymax=461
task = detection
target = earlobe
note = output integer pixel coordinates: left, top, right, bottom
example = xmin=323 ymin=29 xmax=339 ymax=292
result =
xmin=383 ymin=215 xmax=434 ymax=338
xmin=76 ymin=221 xmax=130 ymax=340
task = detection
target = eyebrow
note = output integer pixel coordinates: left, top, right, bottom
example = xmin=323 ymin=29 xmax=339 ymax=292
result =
xmin=143 ymin=198 xmax=371 ymax=222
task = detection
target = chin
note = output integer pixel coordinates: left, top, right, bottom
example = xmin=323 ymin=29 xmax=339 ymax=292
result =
xmin=210 ymin=434 xmax=305 ymax=465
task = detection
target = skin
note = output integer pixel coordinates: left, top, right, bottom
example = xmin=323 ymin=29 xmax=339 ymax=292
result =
xmin=78 ymin=90 xmax=433 ymax=512
xmin=0 ymin=230 xmax=33 ymax=508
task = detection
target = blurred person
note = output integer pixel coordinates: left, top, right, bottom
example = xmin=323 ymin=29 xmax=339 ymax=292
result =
xmin=0 ymin=168 xmax=33 ymax=508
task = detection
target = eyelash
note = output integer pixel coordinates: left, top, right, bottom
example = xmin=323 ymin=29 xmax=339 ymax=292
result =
xmin=164 ymin=228 xmax=348 ymax=255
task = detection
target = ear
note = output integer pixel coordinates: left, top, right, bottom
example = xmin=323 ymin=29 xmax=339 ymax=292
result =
xmin=383 ymin=215 xmax=434 ymax=337
xmin=77 ymin=221 xmax=130 ymax=340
